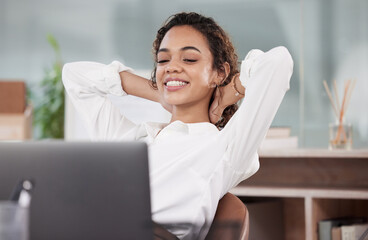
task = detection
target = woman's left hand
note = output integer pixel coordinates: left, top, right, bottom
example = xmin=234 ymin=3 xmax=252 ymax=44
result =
xmin=209 ymin=73 xmax=244 ymax=124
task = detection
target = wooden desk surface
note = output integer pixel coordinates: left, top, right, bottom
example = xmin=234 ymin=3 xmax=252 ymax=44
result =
xmin=258 ymin=148 xmax=368 ymax=159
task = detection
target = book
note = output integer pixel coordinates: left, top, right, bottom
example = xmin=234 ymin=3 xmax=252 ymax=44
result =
xmin=259 ymin=136 xmax=298 ymax=150
xmin=332 ymin=227 xmax=342 ymax=240
xmin=341 ymin=223 xmax=368 ymax=240
xmin=266 ymin=127 xmax=291 ymax=138
xmin=318 ymin=217 xmax=366 ymax=240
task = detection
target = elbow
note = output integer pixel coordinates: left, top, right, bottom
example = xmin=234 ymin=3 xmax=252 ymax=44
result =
xmin=62 ymin=62 xmax=84 ymax=89
xmin=278 ymin=46 xmax=294 ymax=73
xmin=62 ymin=63 xmax=73 ymax=86
xmin=273 ymin=46 xmax=294 ymax=91
xmin=273 ymin=46 xmax=294 ymax=73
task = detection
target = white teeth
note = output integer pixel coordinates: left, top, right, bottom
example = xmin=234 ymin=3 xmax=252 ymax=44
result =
xmin=166 ymin=81 xmax=188 ymax=87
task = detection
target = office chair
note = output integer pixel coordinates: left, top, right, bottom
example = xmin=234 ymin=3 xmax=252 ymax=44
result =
xmin=205 ymin=193 xmax=249 ymax=240
xmin=153 ymin=193 xmax=249 ymax=240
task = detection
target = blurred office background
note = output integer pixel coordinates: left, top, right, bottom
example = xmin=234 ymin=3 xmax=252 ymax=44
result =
xmin=0 ymin=0 xmax=367 ymax=147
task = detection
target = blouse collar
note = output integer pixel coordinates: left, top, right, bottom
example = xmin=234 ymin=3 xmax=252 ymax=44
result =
xmin=144 ymin=120 xmax=219 ymax=140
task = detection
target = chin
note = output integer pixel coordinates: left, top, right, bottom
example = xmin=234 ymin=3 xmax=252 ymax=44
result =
xmin=165 ymin=99 xmax=185 ymax=106
xmin=164 ymin=96 xmax=189 ymax=106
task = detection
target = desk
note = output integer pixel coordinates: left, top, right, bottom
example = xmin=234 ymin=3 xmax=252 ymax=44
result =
xmin=231 ymin=149 xmax=368 ymax=240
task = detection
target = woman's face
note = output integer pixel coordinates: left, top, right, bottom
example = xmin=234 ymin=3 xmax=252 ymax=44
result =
xmin=155 ymin=25 xmax=219 ymax=108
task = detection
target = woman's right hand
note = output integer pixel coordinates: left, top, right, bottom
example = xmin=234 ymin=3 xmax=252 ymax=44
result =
xmin=209 ymin=73 xmax=244 ymax=124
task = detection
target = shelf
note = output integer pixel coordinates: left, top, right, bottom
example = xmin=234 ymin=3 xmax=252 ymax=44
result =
xmin=232 ymin=185 xmax=368 ymax=240
xmin=234 ymin=150 xmax=368 ymax=240
xmin=231 ymin=185 xmax=368 ymax=199
xmin=258 ymin=148 xmax=368 ymax=159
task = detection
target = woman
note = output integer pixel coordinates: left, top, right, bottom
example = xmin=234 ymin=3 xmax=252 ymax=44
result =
xmin=62 ymin=12 xmax=293 ymax=240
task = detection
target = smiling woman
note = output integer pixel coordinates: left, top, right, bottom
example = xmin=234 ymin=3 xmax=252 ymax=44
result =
xmin=151 ymin=13 xmax=241 ymax=127
xmin=62 ymin=12 xmax=293 ymax=240
xmin=155 ymin=25 xmax=220 ymax=124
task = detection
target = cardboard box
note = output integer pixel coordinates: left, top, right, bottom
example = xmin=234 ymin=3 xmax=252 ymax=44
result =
xmin=0 ymin=80 xmax=26 ymax=113
xmin=0 ymin=105 xmax=32 ymax=140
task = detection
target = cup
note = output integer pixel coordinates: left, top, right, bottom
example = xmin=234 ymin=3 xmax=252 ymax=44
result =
xmin=0 ymin=201 xmax=29 ymax=240
xmin=329 ymin=122 xmax=352 ymax=150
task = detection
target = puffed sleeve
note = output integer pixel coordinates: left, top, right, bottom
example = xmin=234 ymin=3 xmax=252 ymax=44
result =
xmin=62 ymin=61 xmax=137 ymax=140
xmin=220 ymin=46 xmax=294 ymax=189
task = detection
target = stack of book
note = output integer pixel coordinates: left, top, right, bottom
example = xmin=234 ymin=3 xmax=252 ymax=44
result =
xmin=259 ymin=127 xmax=298 ymax=150
xmin=319 ymin=217 xmax=368 ymax=240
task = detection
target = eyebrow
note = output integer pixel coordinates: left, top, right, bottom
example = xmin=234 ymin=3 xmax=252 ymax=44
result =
xmin=157 ymin=46 xmax=201 ymax=54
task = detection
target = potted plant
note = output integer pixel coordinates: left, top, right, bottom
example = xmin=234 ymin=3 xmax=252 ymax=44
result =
xmin=33 ymin=34 xmax=64 ymax=139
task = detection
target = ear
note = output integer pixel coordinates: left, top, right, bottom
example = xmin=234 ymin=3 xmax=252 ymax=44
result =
xmin=216 ymin=62 xmax=230 ymax=85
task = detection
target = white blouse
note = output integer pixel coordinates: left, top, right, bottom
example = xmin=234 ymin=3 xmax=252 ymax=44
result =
xmin=62 ymin=46 xmax=293 ymax=240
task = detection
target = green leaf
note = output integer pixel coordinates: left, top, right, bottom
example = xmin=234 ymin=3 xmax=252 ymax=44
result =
xmin=47 ymin=34 xmax=60 ymax=53
xmin=32 ymin=34 xmax=65 ymax=139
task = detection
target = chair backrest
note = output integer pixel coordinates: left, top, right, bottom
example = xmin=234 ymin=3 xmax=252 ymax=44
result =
xmin=205 ymin=193 xmax=249 ymax=240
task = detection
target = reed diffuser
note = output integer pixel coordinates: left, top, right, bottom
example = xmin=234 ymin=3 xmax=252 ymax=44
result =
xmin=323 ymin=79 xmax=356 ymax=149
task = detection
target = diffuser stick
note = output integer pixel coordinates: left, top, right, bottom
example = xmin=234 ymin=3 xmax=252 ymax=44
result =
xmin=323 ymin=80 xmax=339 ymax=118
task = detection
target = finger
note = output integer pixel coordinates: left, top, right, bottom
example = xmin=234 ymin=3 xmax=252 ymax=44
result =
xmin=210 ymin=88 xmax=227 ymax=124
xmin=210 ymin=105 xmax=224 ymax=124
xmin=209 ymin=107 xmax=221 ymax=124
xmin=209 ymin=89 xmax=221 ymax=124
xmin=231 ymin=73 xmax=240 ymax=83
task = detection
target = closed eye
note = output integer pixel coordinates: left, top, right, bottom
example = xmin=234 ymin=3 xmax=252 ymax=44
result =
xmin=184 ymin=59 xmax=197 ymax=63
xmin=157 ymin=60 xmax=169 ymax=64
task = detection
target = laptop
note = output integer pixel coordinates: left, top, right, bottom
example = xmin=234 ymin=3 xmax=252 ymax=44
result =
xmin=0 ymin=141 xmax=153 ymax=240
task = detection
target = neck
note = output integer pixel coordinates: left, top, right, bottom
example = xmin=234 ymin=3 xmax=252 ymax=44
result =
xmin=170 ymin=102 xmax=210 ymax=124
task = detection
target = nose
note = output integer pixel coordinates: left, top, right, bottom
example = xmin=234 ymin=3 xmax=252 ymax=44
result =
xmin=165 ymin=60 xmax=183 ymax=73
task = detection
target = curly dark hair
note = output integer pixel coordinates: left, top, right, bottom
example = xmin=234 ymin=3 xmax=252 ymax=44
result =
xmin=151 ymin=12 xmax=239 ymax=129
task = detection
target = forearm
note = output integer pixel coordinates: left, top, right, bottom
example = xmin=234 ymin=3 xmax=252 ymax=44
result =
xmin=119 ymin=71 xmax=159 ymax=102
xmin=62 ymin=61 xmax=137 ymax=140
xmin=222 ymin=46 xmax=293 ymax=166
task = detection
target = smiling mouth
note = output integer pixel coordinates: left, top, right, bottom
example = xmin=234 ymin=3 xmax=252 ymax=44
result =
xmin=164 ymin=79 xmax=189 ymax=91
xmin=165 ymin=80 xmax=189 ymax=86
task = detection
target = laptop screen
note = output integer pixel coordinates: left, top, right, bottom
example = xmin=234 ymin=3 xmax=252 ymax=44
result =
xmin=0 ymin=141 xmax=152 ymax=240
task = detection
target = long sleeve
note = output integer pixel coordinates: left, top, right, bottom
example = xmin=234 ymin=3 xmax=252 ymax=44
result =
xmin=62 ymin=61 xmax=137 ymax=140
xmin=220 ymin=46 xmax=294 ymax=188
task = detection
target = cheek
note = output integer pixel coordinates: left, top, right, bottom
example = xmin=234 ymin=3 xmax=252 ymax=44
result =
xmin=196 ymin=65 xmax=217 ymax=86
xmin=155 ymin=67 xmax=164 ymax=83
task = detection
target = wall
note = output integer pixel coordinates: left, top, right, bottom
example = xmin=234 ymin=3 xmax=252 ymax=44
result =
xmin=0 ymin=0 xmax=367 ymax=147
